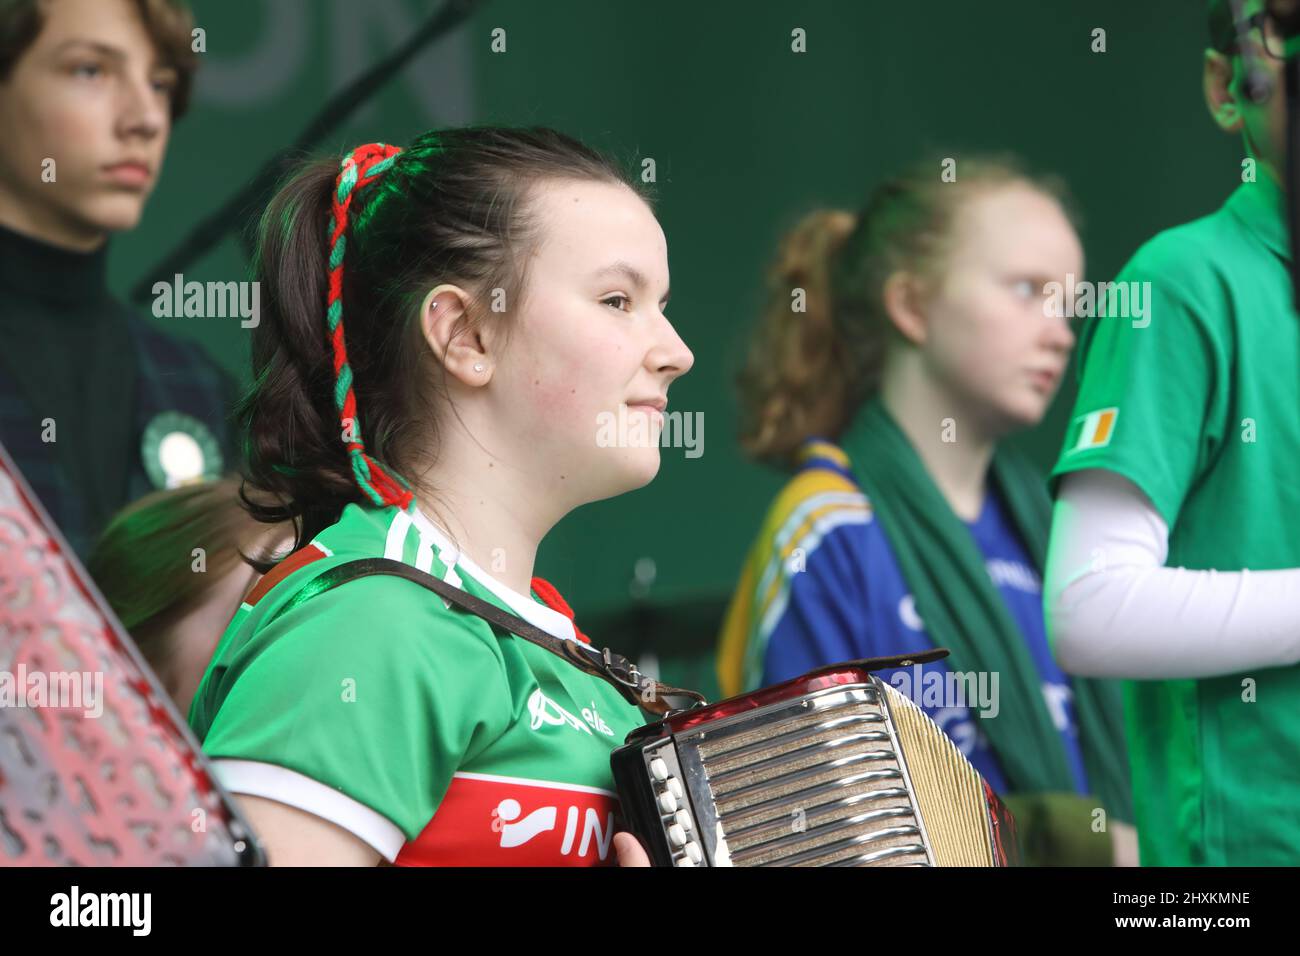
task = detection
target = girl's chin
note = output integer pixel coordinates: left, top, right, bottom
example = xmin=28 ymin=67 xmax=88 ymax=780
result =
xmin=571 ymin=448 xmax=662 ymax=505
xmin=622 ymin=448 xmax=662 ymax=488
xmin=976 ymin=392 xmax=1047 ymax=439
xmin=1000 ymin=394 xmax=1050 ymax=431
xmin=606 ymin=446 xmax=662 ymax=494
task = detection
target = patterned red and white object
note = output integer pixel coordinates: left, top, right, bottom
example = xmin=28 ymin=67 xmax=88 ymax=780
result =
xmin=612 ymin=661 xmax=1020 ymax=867
xmin=0 ymin=440 xmax=262 ymax=866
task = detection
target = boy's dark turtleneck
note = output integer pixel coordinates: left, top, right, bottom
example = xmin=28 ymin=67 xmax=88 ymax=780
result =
xmin=0 ymin=221 xmax=139 ymax=551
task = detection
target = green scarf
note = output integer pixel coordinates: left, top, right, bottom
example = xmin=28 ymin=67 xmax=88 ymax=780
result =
xmin=837 ymin=395 xmax=1133 ymax=825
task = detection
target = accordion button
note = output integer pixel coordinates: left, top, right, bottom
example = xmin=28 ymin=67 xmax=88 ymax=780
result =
xmin=675 ymin=810 xmax=693 ymax=831
xmin=668 ymin=824 xmax=687 ymax=846
xmin=650 ymin=758 xmax=669 ymax=781
xmin=685 ymin=842 xmax=703 ymax=864
xmin=658 ymin=791 xmax=678 ymax=813
xmin=667 ymin=778 xmax=684 ymax=799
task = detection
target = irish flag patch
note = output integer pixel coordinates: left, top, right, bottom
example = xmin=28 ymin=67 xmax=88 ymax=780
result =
xmin=1068 ymin=407 xmax=1118 ymax=453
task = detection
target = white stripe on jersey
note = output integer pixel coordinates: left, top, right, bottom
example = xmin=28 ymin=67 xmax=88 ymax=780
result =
xmin=755 ymin=491 xmax=871 ymax=616
xmin=414 ymin=523 xmax=436 ymax=572
xmin=453 ymin=770 xmax=617 ymax=798
xmin=748 ymin=505 xmax=874 ymax=690
xmin=384 ymin=509 xmax=413 ymax=561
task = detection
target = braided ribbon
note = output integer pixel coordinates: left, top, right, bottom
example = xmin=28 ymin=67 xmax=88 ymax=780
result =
xmin=326 ymin=143 xmax=413 ymax=510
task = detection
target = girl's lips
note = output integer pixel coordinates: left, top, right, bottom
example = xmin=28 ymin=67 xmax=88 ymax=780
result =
xmin=1028 ymin=369 xmax=1060 ymax=391
xmin=103 ymin=163 xmax=151 ymax=188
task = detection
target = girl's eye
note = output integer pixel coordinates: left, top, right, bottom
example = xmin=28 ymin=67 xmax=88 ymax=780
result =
xmin=72 ymin=62 xmax=104 ymax=79
xmin=152 ymin=75 xmax=178 ymax=95
xmin=602 ymin=295 xmax=631 ymax=311
xmin=1011 ymin=279 xmax=1038 ymax=299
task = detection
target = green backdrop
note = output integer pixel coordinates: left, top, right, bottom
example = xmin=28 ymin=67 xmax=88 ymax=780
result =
xmin=109 ymin=0 xmax=1239 ymax=682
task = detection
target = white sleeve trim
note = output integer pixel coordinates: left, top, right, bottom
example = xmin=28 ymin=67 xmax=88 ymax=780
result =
xmin=1044 ymin=469 xmax=1300 ymax=679
xmin=212 ymin=758 xmax=407 ymax=862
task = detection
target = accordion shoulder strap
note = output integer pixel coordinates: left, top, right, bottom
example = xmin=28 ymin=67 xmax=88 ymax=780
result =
xmin=265 ymin=556 xmax=708 ymax=716
xmin=807 ymin=647 xmax=950 ymax=675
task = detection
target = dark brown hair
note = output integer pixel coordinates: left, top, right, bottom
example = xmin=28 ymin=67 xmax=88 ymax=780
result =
xmin=240 ymin=126 xmax=649 ymax=549
xmin=737 ymin=155 xmax=1074 ymax=467
xmin=0 ymin=0 xmax=199 ymax=119
xmin=1209 ymin=0 xmax=1235 ymax=52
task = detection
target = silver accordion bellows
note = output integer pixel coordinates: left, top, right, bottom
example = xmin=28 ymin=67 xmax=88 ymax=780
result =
xmin=610 ymin=660 xmax=1017 ymax=867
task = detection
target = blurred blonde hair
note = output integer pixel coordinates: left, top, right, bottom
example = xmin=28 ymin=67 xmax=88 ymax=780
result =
xmin=737 ymin=155 xmax=1075 ymax=467
xmin=88 ymin=478 xmax=287 ymax=685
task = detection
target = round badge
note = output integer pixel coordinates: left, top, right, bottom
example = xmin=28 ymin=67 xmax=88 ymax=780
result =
xmin=141 ymin=411 xmax=223 ymax=490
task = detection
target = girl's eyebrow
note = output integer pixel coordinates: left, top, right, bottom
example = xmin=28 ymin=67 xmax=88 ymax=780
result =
xmin=592 ymin=261 xmax=671 ymax=304
xmin=51 ymin=39 xmax=127 ymax=61
xmin=50 ymin=39 xmax=170 ymax=72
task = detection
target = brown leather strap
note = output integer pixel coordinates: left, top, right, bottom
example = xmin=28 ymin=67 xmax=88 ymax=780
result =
xmin=266 ymin=557 xmax=709 ymax=715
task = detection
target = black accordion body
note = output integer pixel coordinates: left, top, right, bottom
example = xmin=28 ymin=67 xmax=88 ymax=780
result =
xmin=612 ymin=662 xmax=1018 ymax=867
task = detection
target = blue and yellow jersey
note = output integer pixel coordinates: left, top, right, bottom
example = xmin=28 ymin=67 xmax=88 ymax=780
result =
xmin=717 ymin=439 xmax=870 ymax=695
xmin=718 ymin=438 xmax=1091 ymax=798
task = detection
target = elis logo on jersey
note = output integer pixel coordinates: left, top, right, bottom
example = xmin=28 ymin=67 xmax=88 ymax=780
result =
xmin=527 ymin=687 xmax=614 ymax=736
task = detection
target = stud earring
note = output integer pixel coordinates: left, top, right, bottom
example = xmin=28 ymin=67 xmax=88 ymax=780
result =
xmin=474 ymin=363 xmax=485 ymax=373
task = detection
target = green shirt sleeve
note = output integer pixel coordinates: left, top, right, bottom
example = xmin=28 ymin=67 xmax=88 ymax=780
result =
xmin=200 ymin=574 xmax=510 ymax=841
xmin=1051 ymin=238 xmax=1232 ymax=528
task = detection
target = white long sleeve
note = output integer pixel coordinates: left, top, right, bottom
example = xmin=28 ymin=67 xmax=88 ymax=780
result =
xmin=1043 ymin=469 xmax=1300 ymax=679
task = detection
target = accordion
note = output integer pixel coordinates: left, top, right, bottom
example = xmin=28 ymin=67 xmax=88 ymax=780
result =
xmin=611 ymin=658 xmax=1017 ymax=867
xmin=0 ymin=440 xmax=263 ymax=867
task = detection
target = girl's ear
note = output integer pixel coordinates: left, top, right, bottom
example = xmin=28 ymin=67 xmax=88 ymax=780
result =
xmin=881 ymin=271 xmax=929 ymax=347
xmin=419 ymin=284 xmax=493 ymax=387
xmin=1204 ymin=49 xmax=1245 ymax=134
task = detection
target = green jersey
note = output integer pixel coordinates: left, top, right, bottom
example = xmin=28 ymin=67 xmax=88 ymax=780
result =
xmin=188 ymin=501 xmax=647 ymax=865
xmin=1051 ymin=176 xmax=1300 ymax=865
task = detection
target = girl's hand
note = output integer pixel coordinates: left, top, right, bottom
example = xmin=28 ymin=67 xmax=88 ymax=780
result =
xmin=613 ymin=831 xmax=651 ymax=866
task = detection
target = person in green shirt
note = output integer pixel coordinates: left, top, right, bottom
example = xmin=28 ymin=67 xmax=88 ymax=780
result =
xmin=1044 ymin=0 xmax=1300 ymax=864
xmin=188 ymin=128 xmax=693 ymax=866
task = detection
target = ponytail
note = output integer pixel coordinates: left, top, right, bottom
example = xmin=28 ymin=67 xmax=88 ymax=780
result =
xmin=239 ymin=154 xmax=358 ymax=543
xmin=737 ymin=209 xmax=859 ymax=466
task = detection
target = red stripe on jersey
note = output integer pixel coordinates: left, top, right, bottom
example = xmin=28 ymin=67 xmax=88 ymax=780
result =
xmin=244 ymin=543 xmax=328 ymax=608
xmin=393 ymin=773 xmax=621 ymax=866
xmin=530 ymin=576 xmax=591 ymax=644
